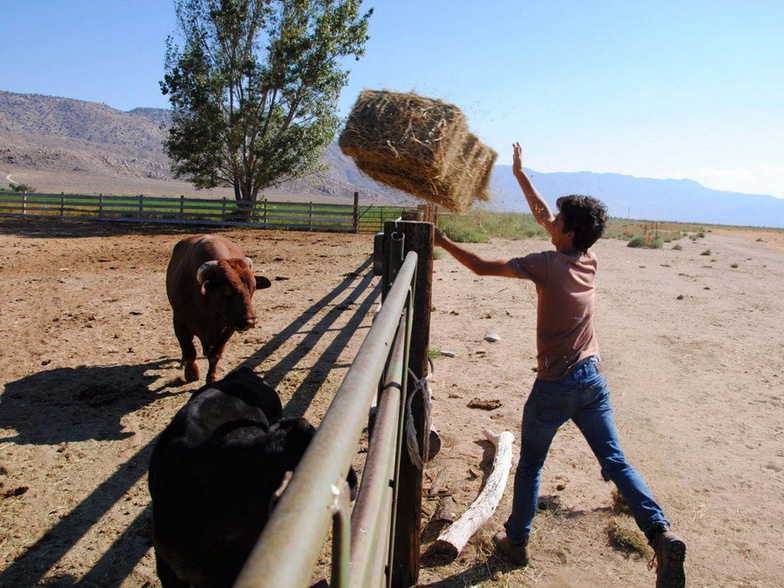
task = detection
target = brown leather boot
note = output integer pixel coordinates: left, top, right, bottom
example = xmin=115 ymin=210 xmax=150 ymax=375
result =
xmin=649 ymin=530 xmax=686 ymax=587
xmin=493 ymin=531 xmax=530 ymax=566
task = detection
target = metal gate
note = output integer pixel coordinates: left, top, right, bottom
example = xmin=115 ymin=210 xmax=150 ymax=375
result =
xmin=234 ymin=221 xmax=434 ymax=588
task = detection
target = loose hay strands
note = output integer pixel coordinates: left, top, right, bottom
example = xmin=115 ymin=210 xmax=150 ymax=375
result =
xmin=339 ymin=89 xmax=497 ymax=213
xmin=606 ymin=518 xmax=652 ymax=558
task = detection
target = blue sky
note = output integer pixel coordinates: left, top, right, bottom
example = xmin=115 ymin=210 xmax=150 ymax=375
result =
xmin=2 ymin=0 xmax=782 ymax=198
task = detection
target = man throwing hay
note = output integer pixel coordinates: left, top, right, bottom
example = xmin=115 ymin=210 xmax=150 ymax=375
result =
xmin=434 ymin=143 xmax=686 ymax=587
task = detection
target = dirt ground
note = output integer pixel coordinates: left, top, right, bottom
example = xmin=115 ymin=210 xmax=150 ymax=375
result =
xmin=0 ymin=216 xmax=782 ymax=587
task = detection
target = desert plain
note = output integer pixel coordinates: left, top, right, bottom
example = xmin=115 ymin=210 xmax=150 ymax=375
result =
xmin=0 ymin=216 xmax=782 ymax=587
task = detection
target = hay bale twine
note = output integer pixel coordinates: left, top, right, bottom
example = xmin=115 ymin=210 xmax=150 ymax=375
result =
xmin=339 ymin=90 xmax=496 ymax=213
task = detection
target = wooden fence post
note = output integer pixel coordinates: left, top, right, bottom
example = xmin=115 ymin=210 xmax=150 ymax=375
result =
xmin=384 ymin=220 xmax=434 ymax=588
xmin=353 ymin=191 xmax=360 ymax=233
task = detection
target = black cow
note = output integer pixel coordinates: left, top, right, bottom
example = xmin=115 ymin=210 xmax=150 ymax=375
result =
xmin=148 ymin=367 xmax=353 ymax=588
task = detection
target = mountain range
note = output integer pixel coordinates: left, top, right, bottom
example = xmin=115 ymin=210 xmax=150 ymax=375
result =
xmin=490 ymin=168 xmax=784 ymax=228
xmin=2 ymin=90 xmax=782 ymax=228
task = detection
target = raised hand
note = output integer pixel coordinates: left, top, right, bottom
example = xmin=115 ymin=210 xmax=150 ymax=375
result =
xmin=512 ymin=142 xmax=524 ymax=176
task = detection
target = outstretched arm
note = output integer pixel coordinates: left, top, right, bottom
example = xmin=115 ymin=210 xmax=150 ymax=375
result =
xmin=434 ymin=229 xmax=520 ymax=278
xmin=513 ymin=142 xmax=557 ymax=236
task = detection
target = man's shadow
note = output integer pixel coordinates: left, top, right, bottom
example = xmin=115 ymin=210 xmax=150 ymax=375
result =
xmin=0 ymin=360 xmax=180 ymax=445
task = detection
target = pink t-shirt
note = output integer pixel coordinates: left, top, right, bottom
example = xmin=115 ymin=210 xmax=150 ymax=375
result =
xmin=509 ymin=250 xmax=600 ymax=381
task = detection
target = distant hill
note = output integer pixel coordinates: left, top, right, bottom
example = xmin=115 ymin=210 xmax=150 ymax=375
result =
xmin=2 ymin=90 xmax=782 ymax=227
xmin=488 ymin=167 xmax=784 ymax=228
xmin=0 ymin=90 xmax=417 ymax=205
xmin=0 ymin=90 xmax=173 ymax=184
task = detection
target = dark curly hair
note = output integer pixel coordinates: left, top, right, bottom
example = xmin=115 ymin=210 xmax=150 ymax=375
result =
xmin=556 ymin=195 xmax=608 ymax=253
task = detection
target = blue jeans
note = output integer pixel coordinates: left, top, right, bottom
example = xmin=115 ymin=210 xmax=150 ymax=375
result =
xmin=504 ymin=356 xmax=670 ymax=544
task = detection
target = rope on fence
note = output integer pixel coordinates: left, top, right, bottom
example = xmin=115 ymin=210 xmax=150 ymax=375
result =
xmin=404 ymin=365 xmax=433 ymax=471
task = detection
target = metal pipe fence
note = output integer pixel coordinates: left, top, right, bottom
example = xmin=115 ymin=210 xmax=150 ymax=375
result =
xmin=235 ymin=249 xmax=419 ymax=588
xmin=235 ymin=220 xmax=435 ymax=588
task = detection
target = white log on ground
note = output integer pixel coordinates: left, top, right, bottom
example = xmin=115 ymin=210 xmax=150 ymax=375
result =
xmin=430 ymin=429 xmax=515 ymax=558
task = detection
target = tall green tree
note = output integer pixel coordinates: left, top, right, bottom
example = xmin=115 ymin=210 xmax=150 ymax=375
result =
xmin=161 ymin=0 xmax=372 ymax=205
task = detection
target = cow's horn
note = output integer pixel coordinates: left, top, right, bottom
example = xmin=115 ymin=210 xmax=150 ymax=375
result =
xmin=242 ymin=257 xmax=253 ymax=268
xmin=196 ymin=260 xmax=220 ymax=284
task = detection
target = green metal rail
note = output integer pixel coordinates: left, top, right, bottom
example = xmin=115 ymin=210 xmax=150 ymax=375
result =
xmin=235 ymin=248 xmax=418 ymax=588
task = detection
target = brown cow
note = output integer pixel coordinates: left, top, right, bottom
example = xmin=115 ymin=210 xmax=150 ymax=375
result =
xmin=166 ymin=235 xmax=271 ymax=383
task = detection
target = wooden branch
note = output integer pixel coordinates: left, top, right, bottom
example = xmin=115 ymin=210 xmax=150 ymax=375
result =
xmin=429 ymin=430 xmax=514 ymax=559
xmin=432 ymin=496 xmax=455 ymax=523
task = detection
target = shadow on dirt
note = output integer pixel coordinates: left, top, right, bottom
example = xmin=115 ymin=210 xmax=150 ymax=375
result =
xmin=0 ymin=436 xmax=157 ymax=588
xmin=0 ymin=360 xmax=181 ymax=445
xmin=245 ymin=256 xmax=380 ymax=418
xmin=0 ymin=257 xmax=380 ymax=587
xmin=0 ymin=216 xmax=204 ymax=239
xmin=419 ymin=554 xmax=512 ymax=587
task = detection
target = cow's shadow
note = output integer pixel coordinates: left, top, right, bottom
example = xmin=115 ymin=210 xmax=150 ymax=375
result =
xmin=0 ymin=360 xmax=181 ymax=446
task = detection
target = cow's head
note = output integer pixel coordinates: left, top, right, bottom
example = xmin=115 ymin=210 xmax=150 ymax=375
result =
xmin=196 ymin=257 xmax=272 ymax=332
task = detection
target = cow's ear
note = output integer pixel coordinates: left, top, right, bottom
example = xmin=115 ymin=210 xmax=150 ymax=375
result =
xmin=256 ymin=276 xmax=272 ymax=290
xmin=200 ymin=281 xmax=210 ymax=295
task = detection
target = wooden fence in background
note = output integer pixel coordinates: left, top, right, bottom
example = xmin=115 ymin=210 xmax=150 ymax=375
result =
xmin=0 ymin=191 xmax=431 ymax=233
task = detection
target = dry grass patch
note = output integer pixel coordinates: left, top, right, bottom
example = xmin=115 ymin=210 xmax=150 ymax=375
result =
xmin=606 ymin=517 xmax=652 ymax=559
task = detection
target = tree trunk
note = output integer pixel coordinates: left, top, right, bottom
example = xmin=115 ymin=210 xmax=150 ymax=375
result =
xmin=230 ymin=177 xmax=257 ymax=221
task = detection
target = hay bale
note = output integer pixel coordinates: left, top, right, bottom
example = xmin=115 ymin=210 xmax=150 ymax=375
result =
xmin=339 ymin=90 xmax=496 ymax=213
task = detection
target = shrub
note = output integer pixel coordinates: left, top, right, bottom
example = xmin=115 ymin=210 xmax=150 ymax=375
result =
xmin=673 ymin=243 xmax=683 ymax=251
xmin=627 ymin=234 xmax=662 ymax=249
xmin=701 ymin=249 xmax=711 ymax=256
xmin=627 ymin=236 xmax=647 ymax=248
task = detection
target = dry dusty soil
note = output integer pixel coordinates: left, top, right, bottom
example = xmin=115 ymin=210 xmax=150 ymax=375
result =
xmin=0 ymin=216 xmax=782 ymax=587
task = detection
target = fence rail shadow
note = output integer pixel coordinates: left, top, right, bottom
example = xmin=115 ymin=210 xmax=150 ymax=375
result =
xmin=0 ymin=258 xmax=379 ymax=587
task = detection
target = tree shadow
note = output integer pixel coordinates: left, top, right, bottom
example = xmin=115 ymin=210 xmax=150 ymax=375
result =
xmin=0 ymin=216 xmax=202 ymax=239
xmin=0 ymin=360 xmax=182 ymax=445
